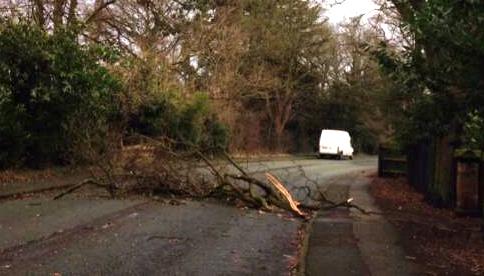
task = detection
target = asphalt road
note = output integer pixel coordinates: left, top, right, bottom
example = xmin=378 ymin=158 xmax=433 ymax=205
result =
xmin=0 ymin=155 xmax=380 ymax=275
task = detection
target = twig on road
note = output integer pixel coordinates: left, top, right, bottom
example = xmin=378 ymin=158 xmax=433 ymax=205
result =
xmin=53 ymin=178 xmax=109 ymax=200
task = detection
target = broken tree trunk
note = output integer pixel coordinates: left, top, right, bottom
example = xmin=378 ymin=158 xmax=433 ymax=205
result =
xmin=266 ymin=173 xmax=306 ymax=217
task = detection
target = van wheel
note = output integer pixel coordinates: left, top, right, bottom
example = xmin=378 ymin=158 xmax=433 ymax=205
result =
xmin=349 ymin=155 xmax=353 ymax=160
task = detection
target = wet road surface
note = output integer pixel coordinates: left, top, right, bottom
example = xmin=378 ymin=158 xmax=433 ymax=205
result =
xmin=0 ymin=156 xmax=398 ymax=275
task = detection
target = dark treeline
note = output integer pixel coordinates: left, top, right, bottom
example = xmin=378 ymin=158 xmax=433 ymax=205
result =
xmin=2 ymin=0 xmax=481 ymax=169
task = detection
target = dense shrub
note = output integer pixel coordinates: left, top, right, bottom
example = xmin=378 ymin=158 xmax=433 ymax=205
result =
xmin=0 ymin=22 xmax=119 ymax=168
xmin=462 ymin=110 xmax=484 ymax=150
xmin=128 ymin=93 xmax=228 ymax=151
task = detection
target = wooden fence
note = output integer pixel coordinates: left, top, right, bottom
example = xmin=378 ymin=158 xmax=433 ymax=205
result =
xmin=378 ymin=145 xmax=407 ymax=177
xmin=379 ymin=141 xmax=484 ymax=215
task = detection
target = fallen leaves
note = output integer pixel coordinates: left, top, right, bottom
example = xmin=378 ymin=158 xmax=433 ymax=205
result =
xmin=370 ymin=176 xmax=484 ymax=275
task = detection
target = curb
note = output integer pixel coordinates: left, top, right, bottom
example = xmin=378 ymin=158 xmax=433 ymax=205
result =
xmin=0 ymin=183 xmax=75 ymax=200
xmin=296 ymin=212 xmax=317 ymax=276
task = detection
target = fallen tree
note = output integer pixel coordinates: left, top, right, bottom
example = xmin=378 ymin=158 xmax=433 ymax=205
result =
xmin=53 ymin=135 xmax=368 ymax=219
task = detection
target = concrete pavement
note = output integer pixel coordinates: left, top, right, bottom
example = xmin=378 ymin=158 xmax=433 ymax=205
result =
xmin=305 ymin=173 xmax=421 ymax=276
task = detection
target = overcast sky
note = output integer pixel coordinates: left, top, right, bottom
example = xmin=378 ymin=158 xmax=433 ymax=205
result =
xmin=323 ymin=0 xmax=380 ymax=24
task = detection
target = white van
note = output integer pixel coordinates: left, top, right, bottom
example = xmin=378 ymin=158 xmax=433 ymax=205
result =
xmin=318 ymin=129 xmax=354 ymax=159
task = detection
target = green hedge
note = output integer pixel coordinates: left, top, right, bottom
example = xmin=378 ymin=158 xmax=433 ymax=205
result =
xmin=0 ymin=22 xmax=120 ymax=168
xmin=128 ymin=93 xmax=229 ymax=151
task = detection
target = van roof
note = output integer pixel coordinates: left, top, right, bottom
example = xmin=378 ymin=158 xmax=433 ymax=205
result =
xmin=321 ymin=129 xmax=350 ymax=135
xmin=320 ymin=129 xmax=351 ymax=141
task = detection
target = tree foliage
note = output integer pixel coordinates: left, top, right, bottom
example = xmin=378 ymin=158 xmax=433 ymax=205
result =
xmin=0 ymin=0 xmax=400 ymax=168
xmin=374 ymin=0 xmax=484 ymax=146
xmin=0 ymin=22 xmax=119 ymax=167
xmin=128 ymin=92 xmax=229 ymax=151
xmin=181 ymin=0 xmax=347 ymax=151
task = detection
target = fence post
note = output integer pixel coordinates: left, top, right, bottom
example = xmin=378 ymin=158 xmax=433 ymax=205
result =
xmin=378 ymin=145 xmax=383 ymax=177
xmin=455 ymin=150 xmax=481 ymax=216
xmin=479 ymin=153 xmax=484 ymax=217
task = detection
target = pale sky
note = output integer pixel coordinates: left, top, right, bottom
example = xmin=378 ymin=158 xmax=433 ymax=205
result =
xmin=323 ymin=0 xmax=380 ymax=24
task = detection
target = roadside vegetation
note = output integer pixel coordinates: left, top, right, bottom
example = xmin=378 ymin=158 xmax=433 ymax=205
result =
xmin=371 ymin=0 xmax=484 ymax=206
xmin=0 ymin=0 xmax=390 ymax=218
xmin=0 ymin=0 xmax=483 ymax=214
xmin=0 ymin=0 xmax=397 ymax=171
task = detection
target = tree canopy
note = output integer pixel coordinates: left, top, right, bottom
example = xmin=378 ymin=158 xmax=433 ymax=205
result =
xmin=0 ymin=0 xmax=431 ymax=167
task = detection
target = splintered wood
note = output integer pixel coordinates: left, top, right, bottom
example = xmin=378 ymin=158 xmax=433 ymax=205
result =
xmin=265 ymin=173 xmax=306 ymax=217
